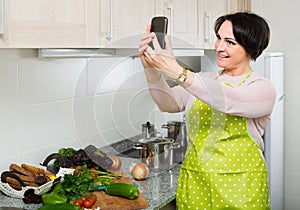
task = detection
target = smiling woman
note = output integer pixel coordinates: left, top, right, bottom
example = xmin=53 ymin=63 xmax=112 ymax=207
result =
xmin=138 ymin=11 xmax=275 ymax=210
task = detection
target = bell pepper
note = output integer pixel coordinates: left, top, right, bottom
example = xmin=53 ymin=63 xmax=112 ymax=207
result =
xmin=42 ymin=183 xmax=67 ymax=205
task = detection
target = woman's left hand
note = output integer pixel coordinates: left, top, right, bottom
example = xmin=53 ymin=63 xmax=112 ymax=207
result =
xmin=143 ymin=34 xmax=182 ymax=81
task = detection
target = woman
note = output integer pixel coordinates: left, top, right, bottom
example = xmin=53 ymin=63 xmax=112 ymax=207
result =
xmin=139 ymin=12 xmax=276 ymax=209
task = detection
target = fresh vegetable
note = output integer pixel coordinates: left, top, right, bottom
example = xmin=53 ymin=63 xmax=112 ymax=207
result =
xmin=110 ymin=156 xmax=122 ymax=170
xmin=58 ymin=147 xmax=77 ymax=157
xmin=53 ymin=147 xmax=77 ymax=168
xmin=41 ymin=183 xmax=67 ymax=205
xmin=74 ymin=193 xmax=97 ymax=208
xmin=61 ymin=164 xmax=121 ymax=201
xmin=105 ymin=182 xmax=139 ymax=200
xmin=37 ymin=203 xmax=81 ymax=210
xmin=130 ymin=162 xmax=149 ymax=180
xmin=42 ymin=153 xmax=67 ymax=169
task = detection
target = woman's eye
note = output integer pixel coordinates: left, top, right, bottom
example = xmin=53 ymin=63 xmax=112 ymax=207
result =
xmin=227 ymin=40 xmax=236 ymax=46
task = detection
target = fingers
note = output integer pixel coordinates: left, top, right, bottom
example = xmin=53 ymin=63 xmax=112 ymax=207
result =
xmin=164 ymin=35 xmax=174 ymax=56
xmin=139 ymin=33 xmax=155 ymax=55
xmin=146 ymin=23 xmax=151 ymax=33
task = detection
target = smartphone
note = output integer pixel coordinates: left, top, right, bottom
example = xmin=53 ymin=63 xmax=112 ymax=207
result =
xmin=149 ymin=16 xmax=168 ymax=49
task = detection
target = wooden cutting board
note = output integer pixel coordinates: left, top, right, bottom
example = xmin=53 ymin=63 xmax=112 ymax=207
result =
xmin=92 ymin=173 xmax=148 ymax=210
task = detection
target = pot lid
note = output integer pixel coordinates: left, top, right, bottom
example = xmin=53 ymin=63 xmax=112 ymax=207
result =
xmin=139 ymin=137 xmax=173 ymax=144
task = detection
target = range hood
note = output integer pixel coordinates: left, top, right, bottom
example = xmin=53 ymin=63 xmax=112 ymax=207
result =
xmin=38 ymin=48 xmax=204 ymax=58
xmin=38 ymin=33 xmax=205 ymax=58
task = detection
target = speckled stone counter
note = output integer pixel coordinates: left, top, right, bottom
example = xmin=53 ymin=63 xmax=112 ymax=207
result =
xmin=0 ymin=138 xmax=181 ymax=210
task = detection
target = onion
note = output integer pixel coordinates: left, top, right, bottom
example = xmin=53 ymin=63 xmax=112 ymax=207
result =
xmin=130 ymin=162 xmax=149 ymax=180
xmin=110 ymin=156 xmax=122 ymax=170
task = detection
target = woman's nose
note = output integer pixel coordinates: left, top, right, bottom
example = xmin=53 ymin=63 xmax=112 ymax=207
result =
xmin=215 ymin=40 xmax=225 ymax=51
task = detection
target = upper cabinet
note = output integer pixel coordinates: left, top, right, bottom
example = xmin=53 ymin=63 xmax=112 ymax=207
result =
xmin=200 ymin=0 xmax=252 ymax=49
xmin=0 ymin=0 xmax=251 ymax=49
xmin=0 ymin=0 xmax=100 ymax=48
xmin=155 ymin=0 xmax=202 ymax=48
xmin=227 ymin=0 xmax=251 ymax=13
xmin=100 ymin=0 xmax=155 ymax=48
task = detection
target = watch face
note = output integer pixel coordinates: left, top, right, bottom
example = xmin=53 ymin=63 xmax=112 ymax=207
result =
xmin=178 ymin=75 xmax=186 ymax=83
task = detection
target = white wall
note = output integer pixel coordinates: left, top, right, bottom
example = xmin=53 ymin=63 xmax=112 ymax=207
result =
xmin=251 ymin=1 xmax=300 ymax=209
xmin=0 ymin=49 xmax=159 ymax=171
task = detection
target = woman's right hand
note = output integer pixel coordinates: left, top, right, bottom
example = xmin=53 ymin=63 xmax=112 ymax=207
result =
xmin=138 ymin=24 xmax=155 ymax=70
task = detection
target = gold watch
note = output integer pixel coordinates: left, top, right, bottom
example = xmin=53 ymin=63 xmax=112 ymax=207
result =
xmin=177 ymin=68 xmax=188 ymax=84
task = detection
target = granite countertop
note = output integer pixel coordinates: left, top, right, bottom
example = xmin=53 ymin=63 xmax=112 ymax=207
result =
xmin=0 ymin=138 xmax=181 ymax=210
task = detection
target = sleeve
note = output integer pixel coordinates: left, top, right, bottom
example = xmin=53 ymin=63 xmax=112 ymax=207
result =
xmin=147 ymin=76 xmax=191 ymax=112
xmin=186 ymin=73 xmax=277 ymax=118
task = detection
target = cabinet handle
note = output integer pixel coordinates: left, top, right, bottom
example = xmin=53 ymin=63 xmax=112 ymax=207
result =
xmin=0 ymin=0 xmax=4 ymax=34
xmin=106 ymin=0 xmax=113 ymax=40
xmin=204 ymin=11 xmax=211 ymax=43
xmin=166 ymin=2 xmax=173 ymax=37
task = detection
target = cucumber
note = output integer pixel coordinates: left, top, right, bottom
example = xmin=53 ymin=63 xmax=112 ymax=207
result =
xmin=105 ymin=182 xmax=139 ymax=200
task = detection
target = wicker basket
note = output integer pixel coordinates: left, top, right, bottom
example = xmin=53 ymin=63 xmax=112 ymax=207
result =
xmin=0 ymin=167 xmax=74 ymax=199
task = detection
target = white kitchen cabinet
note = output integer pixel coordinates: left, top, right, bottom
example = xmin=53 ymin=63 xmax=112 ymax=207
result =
xmin=227 ymin=0 xmax=251 ymax=13
xmin=200 ymin=0 xmax=252 ymax=49
xmin=0 ymin=0 xmax=100 ymax=48
xmin=155 ymin=0 xmax=202 ymax=48
xmin=200 ymin=0 xmax=228 ymax=49
xmin=100 ymin=0 xmax=155 ymax=48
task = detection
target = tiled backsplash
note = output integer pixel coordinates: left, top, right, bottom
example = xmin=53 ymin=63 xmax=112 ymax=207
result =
xmin=0 ymin=49 xmax=170 ymax=171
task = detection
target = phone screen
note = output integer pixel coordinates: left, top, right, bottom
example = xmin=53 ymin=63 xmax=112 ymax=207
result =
xmin=150 ymin=16 xmax=168 ymax=49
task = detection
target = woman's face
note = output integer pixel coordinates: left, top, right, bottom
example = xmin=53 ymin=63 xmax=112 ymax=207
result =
xmin=215 ymin=20 xmax=250 ymax=74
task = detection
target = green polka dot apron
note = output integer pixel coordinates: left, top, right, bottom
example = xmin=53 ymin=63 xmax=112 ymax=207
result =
xmin=176 ymin=69 xmax=270 ymax=210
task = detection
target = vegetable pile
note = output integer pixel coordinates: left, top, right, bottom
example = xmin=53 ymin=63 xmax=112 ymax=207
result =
xmin=38 ymin=164 xmax=121 ymax=209
xmin=62 ymin=164 xmax=121 ymax=201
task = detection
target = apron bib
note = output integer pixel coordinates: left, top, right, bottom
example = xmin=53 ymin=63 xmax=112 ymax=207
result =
xmin=176 ymin=70 xmax=270 ymax=210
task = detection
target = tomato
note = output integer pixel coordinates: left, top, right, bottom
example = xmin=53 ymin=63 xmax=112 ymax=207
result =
xmin=73 ymin=165 xmax=83 ymax=175
xmin=91 ymin=173 xmax=98 ymax=178
xmin=83 ymin=200 xmax=94 ymax=208
xmin=83 ymin=193 xmax=97 ymax=208
xmin=90 ymin=194 xmax=97 ymax=203
xmin=74 ymin=198 xmax=83 ymax=207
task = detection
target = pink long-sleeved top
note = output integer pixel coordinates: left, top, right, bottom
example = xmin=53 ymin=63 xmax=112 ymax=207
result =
xmin=148 ymin=70 xmax=277 ymax=151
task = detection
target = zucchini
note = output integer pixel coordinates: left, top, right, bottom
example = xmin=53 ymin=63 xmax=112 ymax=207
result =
xmin=105 ymin=182 xmax=139 ymax=200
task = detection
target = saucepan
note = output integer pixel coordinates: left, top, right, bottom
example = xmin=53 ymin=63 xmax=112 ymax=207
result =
xmin=133 ymin=137 xmax=180 ymax=170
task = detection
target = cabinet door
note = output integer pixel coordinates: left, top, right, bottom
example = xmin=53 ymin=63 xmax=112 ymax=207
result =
xmin=155 ymin=0 xmax=202 ymax=48
xmin=0 ymin=0 xmax=100 ymax=48
xmin=201 ymin=0 xmax=227 ymax=49
xmin=227 ymin=0 xmax=251 ymax=13
xmin=100 ymin=0 xmax=155 ymax=48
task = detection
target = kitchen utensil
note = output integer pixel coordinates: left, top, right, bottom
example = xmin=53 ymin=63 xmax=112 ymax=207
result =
xmin=141 ymin=121 xmax=156 ymax=139
xmin=133 ymin=137 xmax=179 ymax=170
xmin=161 ymin=121 xmax=187 ymax=163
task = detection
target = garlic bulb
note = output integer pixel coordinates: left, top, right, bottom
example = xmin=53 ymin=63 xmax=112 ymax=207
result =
xmin=129 ymin=162 xmax=149 ymax=180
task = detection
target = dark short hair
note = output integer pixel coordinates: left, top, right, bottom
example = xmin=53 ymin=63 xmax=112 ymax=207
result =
xmin=214 ymin=12 xmax=270 ymax=61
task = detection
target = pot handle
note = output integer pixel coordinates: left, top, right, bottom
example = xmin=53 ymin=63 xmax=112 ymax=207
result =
xmin=170 ymin=142 xmax=180 ymax=149
xmin=133 ymin=143 xmax=144 ymax=150
xmin=161 ymin=124 xmax=169 ymax=129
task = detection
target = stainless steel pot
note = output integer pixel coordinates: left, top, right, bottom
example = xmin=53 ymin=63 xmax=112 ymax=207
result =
xmin=161 ymin=121 xmax=187 ymax=163
xmin=133 ymin=137 xmax=179 ymax=170
xmin=141 ymin=121 xmax=156 ymax=139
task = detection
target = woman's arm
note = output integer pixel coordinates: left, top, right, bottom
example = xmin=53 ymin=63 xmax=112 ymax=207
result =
xmin=187 ymin=73 xmax=276 ymax=118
